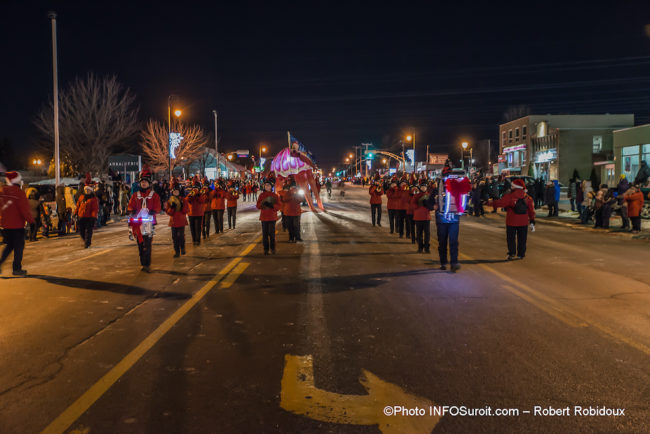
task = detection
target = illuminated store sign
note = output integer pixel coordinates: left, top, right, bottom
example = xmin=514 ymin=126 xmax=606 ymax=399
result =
xmin=503 ymin=144 xmax=526 ymax=153
xmin=535 ymin=149 xmax=557 ymax=163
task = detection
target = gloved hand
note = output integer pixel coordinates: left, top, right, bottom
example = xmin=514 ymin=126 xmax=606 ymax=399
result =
xmin=530 ymin=221 xmax=536 ymax=232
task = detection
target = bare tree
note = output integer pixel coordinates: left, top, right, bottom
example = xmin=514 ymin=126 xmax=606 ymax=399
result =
xmin=140 ymin=119 xmax=209 ymax=174
xmin=503 ymin=104 xmax=531 ymax=122
xmin=34 ymin=73 xmax=139 ymax=175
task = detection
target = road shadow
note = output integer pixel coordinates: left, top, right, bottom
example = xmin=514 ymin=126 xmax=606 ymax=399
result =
xmin=0 ymin=274 xmax=190 ymax=299
xmin=231 ymin=268 xmax=438 ymax=294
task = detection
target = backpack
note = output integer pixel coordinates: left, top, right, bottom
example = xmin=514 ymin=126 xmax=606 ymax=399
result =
xmin=513 ymin=197 xmax=528 ymax=215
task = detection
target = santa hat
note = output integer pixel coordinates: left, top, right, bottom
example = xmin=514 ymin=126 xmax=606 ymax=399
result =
xmin=512 ymin=179 xmax=526 ymax=190
xmin=84 ymin=172 xmax=93 ymax=186
xmin=5 ymin=171 xmax=21 ymax=185
xmin=139 ymin=165 xmax=152 ymax=183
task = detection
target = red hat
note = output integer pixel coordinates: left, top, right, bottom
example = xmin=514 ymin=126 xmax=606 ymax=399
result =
xmin=139 ymin=165 xmax=152 ymax=182
xmin=512 ymin=179 xmax=526 ymax=189
xmin=5 ymin=171 xmax=21 ymax=185
xmin=84 ymin=172 xmax=93 ymax=186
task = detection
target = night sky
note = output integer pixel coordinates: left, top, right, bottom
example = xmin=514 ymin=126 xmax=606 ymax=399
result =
xmin=2 ymin=0 xmax=650 ymax=170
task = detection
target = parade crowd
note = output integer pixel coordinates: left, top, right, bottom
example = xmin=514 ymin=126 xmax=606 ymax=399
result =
xmin=1 ymin=159 xmax=649 ymax=276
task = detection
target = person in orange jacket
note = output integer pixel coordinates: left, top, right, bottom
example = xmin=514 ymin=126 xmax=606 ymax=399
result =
xmin=283 ymin=184 xmax=303 ymax=242
xmin=211 ymin=182 xmax=227 ymax=234
xmin=186 ymin=183 xmax=205 ymax=246
xmin=369 ymin=181 xmax=383 ymax=227
xmin=256 ymin=180 xmax=281 ymax=255
xmin=166 ymin=182 xmax=189 ymax=257
xmin=74 ymin=178 xmax=99 ymax=248
xmin=226 ymin=185 xmax=240 ymax=229
xmin=0 ymin=171 xmax=35 ymax=276
xmin=624 ymin=185 xmax=645 ymax=233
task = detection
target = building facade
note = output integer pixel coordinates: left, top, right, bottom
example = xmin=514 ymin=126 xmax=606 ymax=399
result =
xmin=613 ymin=124 xmax=650 ymax=182
xmin=499 ymin=114 xmax=634 ymax=185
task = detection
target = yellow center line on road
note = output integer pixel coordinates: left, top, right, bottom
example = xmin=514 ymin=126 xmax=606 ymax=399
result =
xmin=220 ymin=262 xmax=250 ymax=288
xmin=41 ymin=235 xmax=262 ymax=434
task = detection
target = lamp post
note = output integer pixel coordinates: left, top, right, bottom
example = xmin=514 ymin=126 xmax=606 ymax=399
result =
xmin=212 ymin=110 xmax=218 ymax=179
xmin=406 ymin=132 xmax=415 ymax=173
xmin=168 ymin=96 xmax=181 ymax=181
xmin=259 ymin=144 xmax=267 ymax=168
xmin=48 ymin=11 xmax=60 ymax=188
xmin=461 ymin=141 xmax=472 ymax=170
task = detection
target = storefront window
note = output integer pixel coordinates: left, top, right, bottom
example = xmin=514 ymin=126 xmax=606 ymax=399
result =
xmin=643 ymin=144 xmax=650 ymax=163
xmin=621 ymin=145 xmax=640 ymax=180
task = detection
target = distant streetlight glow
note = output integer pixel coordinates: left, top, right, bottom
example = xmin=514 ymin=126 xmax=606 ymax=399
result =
xmin=174 ymin=109 xmax=182 ymax=117
xmin=406 ymin=135 xmax=412 ymax=142
xmin=227 ymin=154 xmax=234 ymax=161
xmin=461 ymin=142 xmax=469 ymax=149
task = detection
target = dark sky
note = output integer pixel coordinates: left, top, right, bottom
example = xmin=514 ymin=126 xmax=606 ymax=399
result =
xmin=2 ymin=0 xmax=650 ymax=169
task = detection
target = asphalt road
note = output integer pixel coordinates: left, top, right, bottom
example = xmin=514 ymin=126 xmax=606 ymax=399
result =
xmin=0 ymin=185 xmax=648 ymax=434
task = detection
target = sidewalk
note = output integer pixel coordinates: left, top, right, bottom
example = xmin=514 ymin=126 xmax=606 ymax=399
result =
xmin=533 ymin=208 xmax=650 ymax=239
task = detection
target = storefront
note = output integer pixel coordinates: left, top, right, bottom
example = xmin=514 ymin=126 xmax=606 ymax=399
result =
xmin=501 ymin=144 xmax=526 ymax=173
xmin=534 ymin=148 xmax=558 ymax=181
xmin=614 ymin=124 xmax=650 ymax=182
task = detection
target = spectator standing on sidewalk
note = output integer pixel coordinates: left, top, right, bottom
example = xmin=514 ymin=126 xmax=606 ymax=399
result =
xmin=0 ymin=171 xmax=35 ymax=276
xmin=624 ymin=185 xmax=645 ymax=233
xmin=544 ymin=181 xmax=557 ymax=217
xmin=616 ymin=175 xmax=630 ymax=230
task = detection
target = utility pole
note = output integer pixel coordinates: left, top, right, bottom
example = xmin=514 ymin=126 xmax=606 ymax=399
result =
xmin=212 ymin=110 xmax=218 ymax=179
xmin=48 ymin=11 xmax=60 ymax=187
xmin=412 ymin=131 xmax=416 ymax=173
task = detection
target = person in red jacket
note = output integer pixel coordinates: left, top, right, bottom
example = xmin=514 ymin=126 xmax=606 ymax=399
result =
xmin=226 ymin=185 xmax=240 ymax=229
xmin=385 ymin=181 xmax=400 ymax=234
xmin=127 ymin=168 xmax=162 ymax=272
xmin=256 ymin=180 xmax=281 ymax=255
xmin=396 ymin=181 xmax=411 ymax=238
xmin=278 ymin=183 xmax=290 ymax=232
xmin=74 ymin=178 xmax=99 ymax=248
xmin=283 ymin=184 xmax=303 ymax=242
xmin=405 ymin=185 xmax=419 ymax=244
xmin=624 ymin=185 xmax=645 ymax=233
xmin=186 ymin=183 xmax=205 ymax=246
xmin=369 ymin=181 xmax=383 ymax=227
xmin=489 ymin=178 xmax=536 ymax=260
xmin=0 ymin=171 xmax=35 ymax=276
xmin=211 ymin=183 xmax=227 ymax=234
xmin=411 ymin=181 xmax=433 ymax=253
xmin=166 ymin=182 xmax=188 ymax=257
xmin=201 ymin=178 xmax=213 ymax=240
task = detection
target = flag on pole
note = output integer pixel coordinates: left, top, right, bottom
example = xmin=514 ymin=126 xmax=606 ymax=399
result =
xmin=288 ymin=132 xmax=317 ymax=166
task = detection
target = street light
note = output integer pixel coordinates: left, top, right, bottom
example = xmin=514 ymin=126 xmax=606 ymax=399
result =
xmin=461 ymin=142 xmax=472 ymax=170
xmin=259 ymin=144 xmax=267 ymax=166
xmin=168 ymin=96 xmax=182 ymax=181
xmin=405 ymin=133 xmax=416 ymax=173
xmin=227 ymin=153 xmax=234 ymax=161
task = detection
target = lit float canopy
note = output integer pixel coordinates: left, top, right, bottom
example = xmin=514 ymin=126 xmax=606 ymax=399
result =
xmin=270 ymin=147 xmax=324 ymax=212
